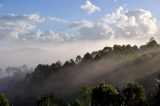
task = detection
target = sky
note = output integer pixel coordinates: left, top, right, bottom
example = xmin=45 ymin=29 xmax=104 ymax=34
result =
xmin=0 ymin=0 xmax=160 ymax=68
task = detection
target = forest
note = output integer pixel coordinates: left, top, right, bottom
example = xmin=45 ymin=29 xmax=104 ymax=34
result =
xmin=1 ymin=38 xmax=160 ymax=106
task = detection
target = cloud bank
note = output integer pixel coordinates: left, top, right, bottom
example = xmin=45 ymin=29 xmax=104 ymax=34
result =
xmin=0 ymin=7 xmax=159 ymax=42
xmin=77 ymin=7 xmax=160 ymax=40
xmin=0 ymin=14 xmax=44 ymax=39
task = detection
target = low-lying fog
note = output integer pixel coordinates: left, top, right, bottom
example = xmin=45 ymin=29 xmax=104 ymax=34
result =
xmin=0 ymin=38 xmax=147 ymax=69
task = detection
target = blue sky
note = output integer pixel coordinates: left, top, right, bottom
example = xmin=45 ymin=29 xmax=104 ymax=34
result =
xmin=1 ymin=0 xmax=160 ymax=20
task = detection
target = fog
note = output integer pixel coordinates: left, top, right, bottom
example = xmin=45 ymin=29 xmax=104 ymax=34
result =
xmin=0 ymin=38 xmax=147 ymax=69
xmin=41 ymin=48 xmax=160 ymax=98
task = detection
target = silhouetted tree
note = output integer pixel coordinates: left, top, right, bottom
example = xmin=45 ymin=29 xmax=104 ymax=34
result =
xmin=63 ymin=59 xmax=75 ymax=67
xmin=51 ymin=61 xmax=62 ymax=71
xmin=113 ymin=45 xmax=122 ymax=52
xmin=147 ymin=37 xmax=159 ymax=48
xmin=82 ymin=53 xmax=92 ymax=62
xmin=75 ymin=55 xmax=82 ymax=64
xmin=140 ymin=37 xmax=159 ymax=50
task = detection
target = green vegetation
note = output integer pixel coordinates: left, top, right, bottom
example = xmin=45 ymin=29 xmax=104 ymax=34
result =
xmin=123 ymin=82 xmax=147 ymax=106
xmin=34 ymin=82 xmax=160 ymax=106
xmin=2 ymin=80 xmax=160 ymax=106
xmin=0 ymin=92 xmax=11 ymax=106
xmin=36 ymin=95 xmax=61 ymax=106
xmin=92 ymin=83 xmax=119 ymax=106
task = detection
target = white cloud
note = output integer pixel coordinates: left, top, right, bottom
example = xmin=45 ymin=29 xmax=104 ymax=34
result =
xmin=0 ymin=7 xmax=160 ymax=43
xmin=0 ymin=14 xmax=44 ymax=39
xmin=105 ymin=7 xmax=159 ymax=39
xmin=31 ymin=30 xmax=76 ymax=42
xmin=68 ymin=19 xmax=93 ymax=29
xmin=81 ymin=1 xmax=100 ymax=14
xmin=77 ymin=7 xmax=160 ymax=40
xmin=0 ymin=14 xmax=75 ymax=42
xmin=47 ymin=17 xmax=69 ymax=23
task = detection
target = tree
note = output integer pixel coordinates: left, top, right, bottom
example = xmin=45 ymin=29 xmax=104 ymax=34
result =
xmin=72 ymin=99 xmax=85 ymax=106
xmin=102 ymin=46 xmax=112 ymax=52
xmin=51 ymin=61 xmax=62 ymax=71
xmin=63 ymin=59 xmax=75 ymax=67
xmin=146 ymin=37 xmax=159 ymax=48
xmin=140 ymin=37 xmax=159 ymax=50
xmin=82 ymin=53 xmax=92 ymax=62
xmin=78 ymin=87 xmax=93 ymax=106
xmin=133 ymin=45 xmax=138 ymax=51
xmin=123 ymin=82 xmax=147 ymax=106
xmin=75 ymin=55 xmax=82 ymax=64
xmin=113 ymin=45 xmax=122 ymax=52
xmin=0 ymin=92 xmax=11 ymax=106
xmin=91 ymin=83 xmax=119 ymax=106
xmin=37 ymin=95 xmax=61 ymax=106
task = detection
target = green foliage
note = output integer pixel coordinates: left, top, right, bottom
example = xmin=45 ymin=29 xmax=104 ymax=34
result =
xmin=91 ymin=83 xmax=119 ymax=106
xmin=123 ymin=82 xmax=147 ymax=106
xmin=37 ymin=95 xmax=61 ymax=106
xmin=72 ymin=99 xmax=85 ymax=106
xmin=78 ymin=87 xmax=93 ymax=106
xmin=90 ymin=82 xmax=147 ymax=106
xmin=0 ymin=92 xmax=11 ymax=106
